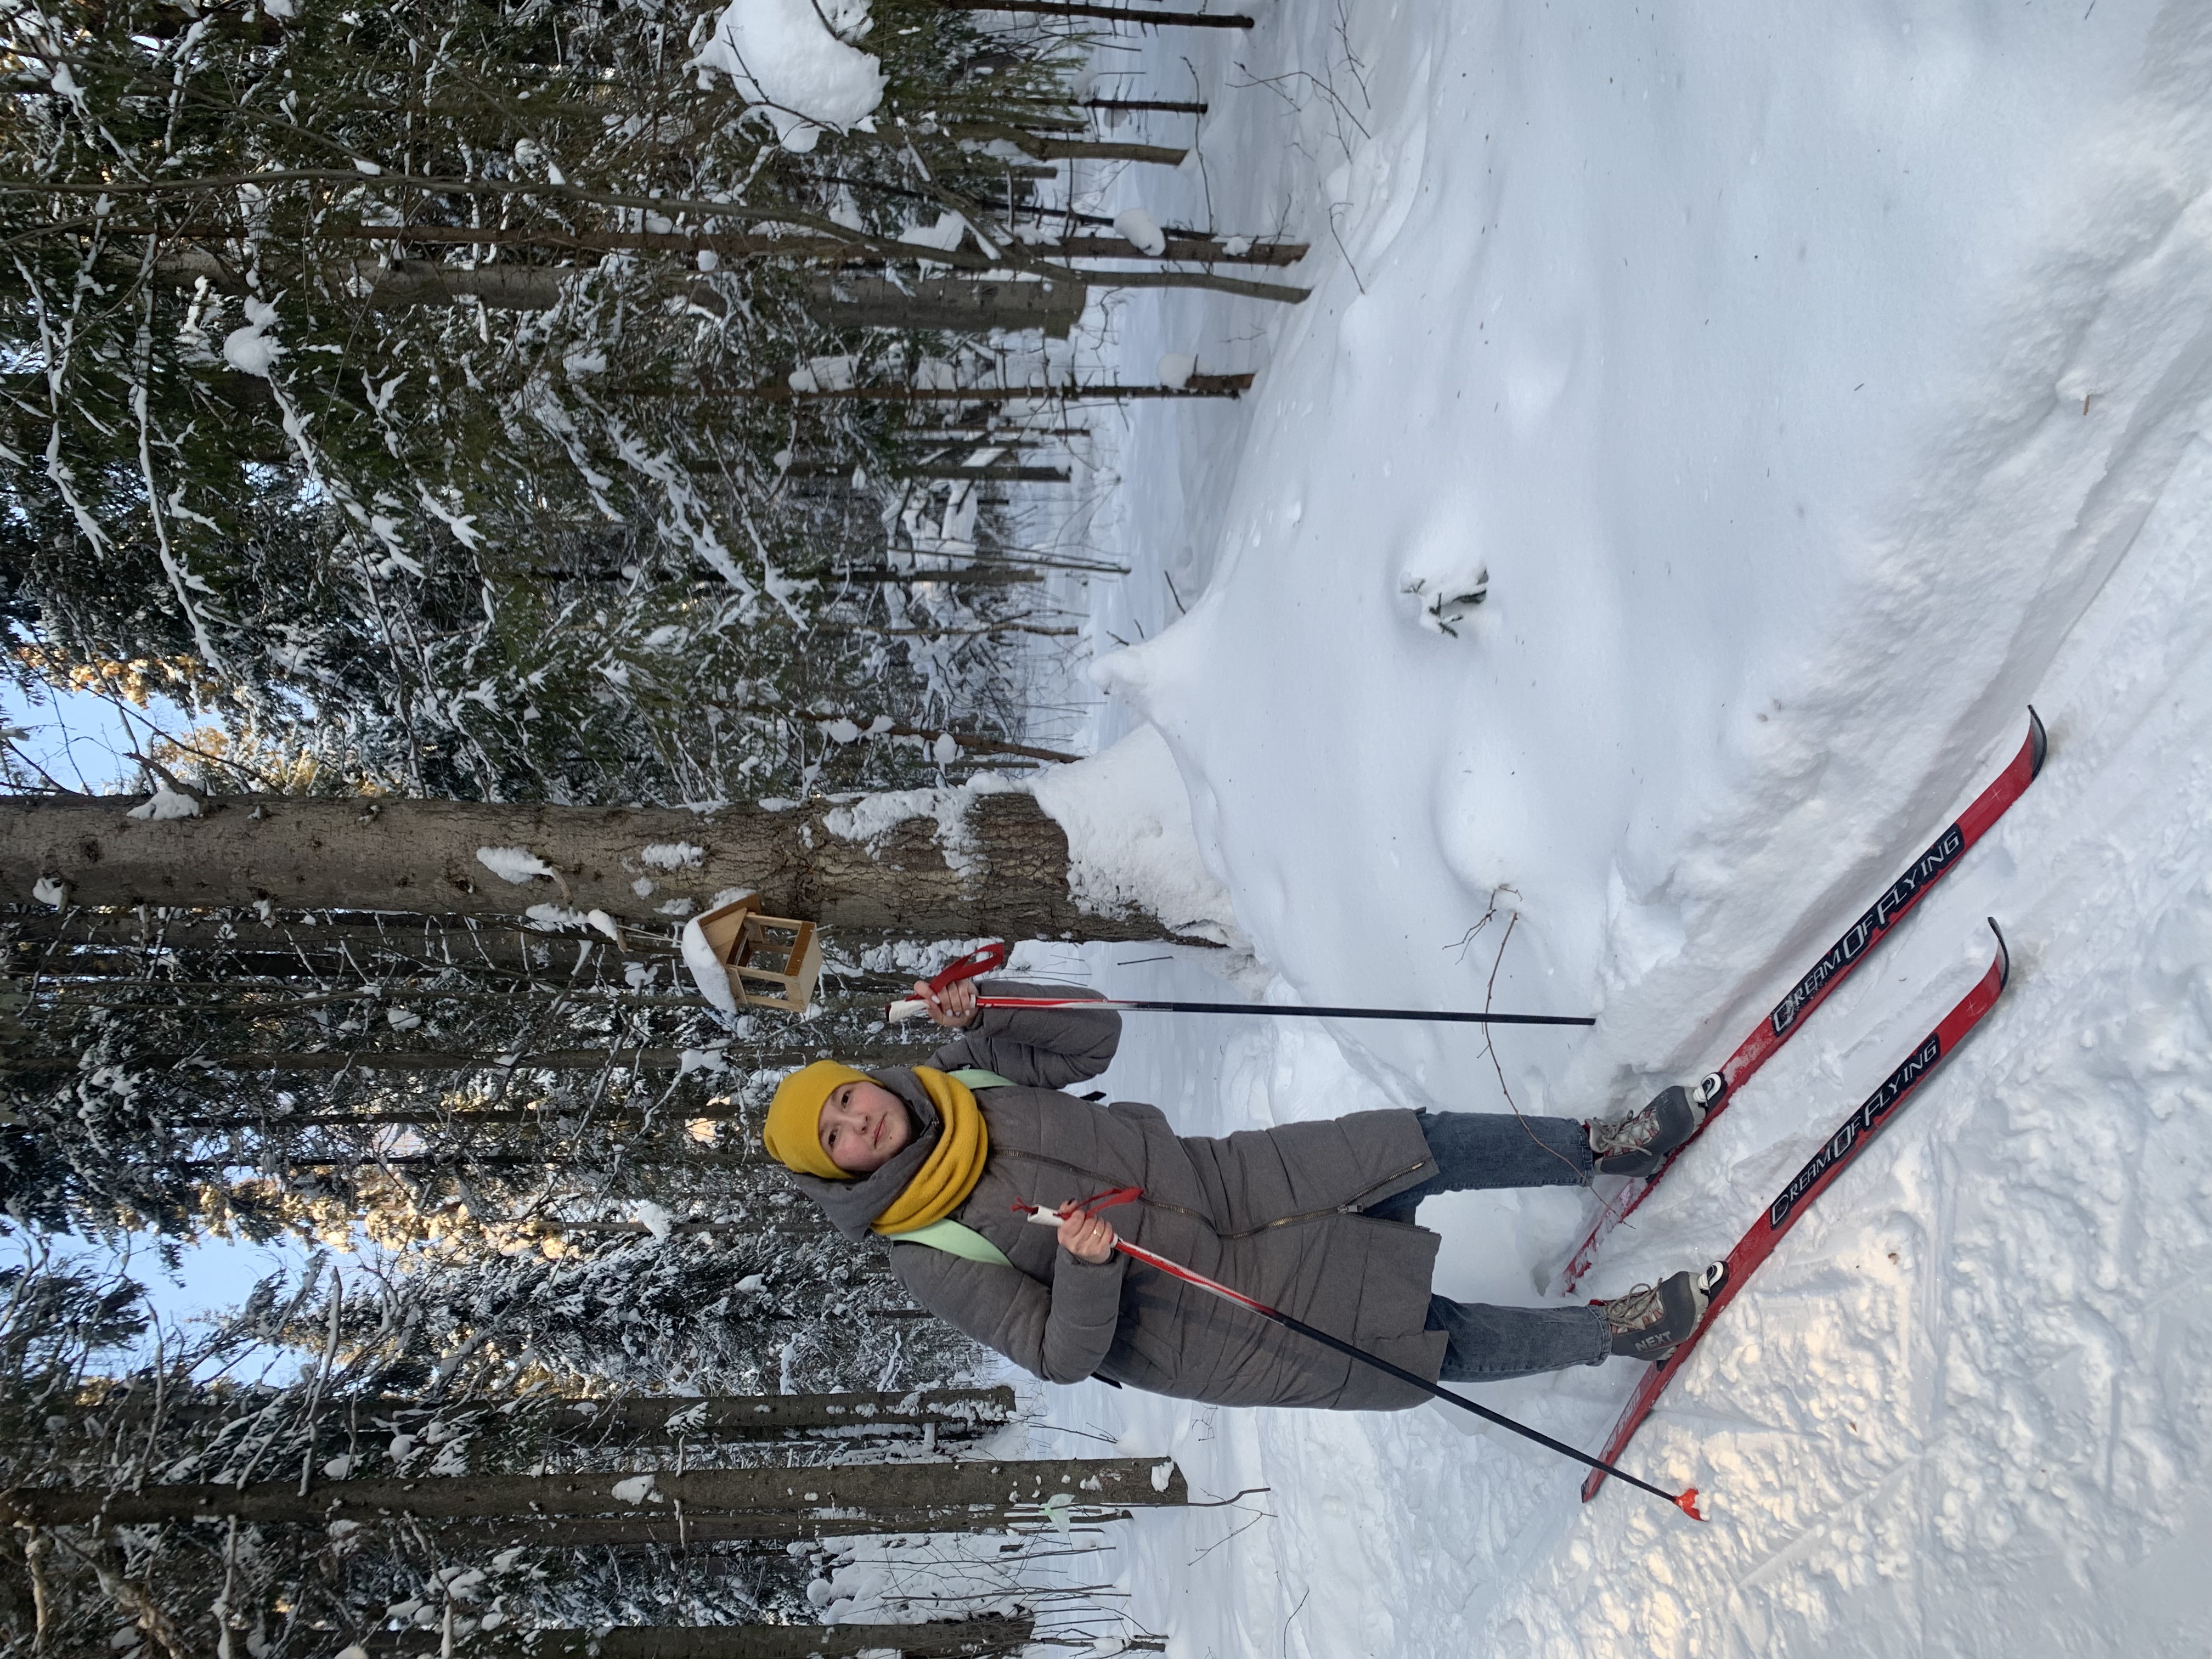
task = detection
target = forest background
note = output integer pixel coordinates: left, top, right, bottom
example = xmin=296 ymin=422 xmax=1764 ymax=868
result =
xmin=0 ymin=0 xmax=1272 ymax=1651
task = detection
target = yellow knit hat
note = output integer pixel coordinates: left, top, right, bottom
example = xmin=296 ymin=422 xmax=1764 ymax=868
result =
xmin=764 ymin=1060 xmax=870 ymax=1180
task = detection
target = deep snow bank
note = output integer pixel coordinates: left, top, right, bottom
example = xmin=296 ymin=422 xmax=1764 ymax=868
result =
xmin=981 ymin=2 xmax=2212 ymax=1655
xmin=1028 ymin=725 xmax=1243 ymax=947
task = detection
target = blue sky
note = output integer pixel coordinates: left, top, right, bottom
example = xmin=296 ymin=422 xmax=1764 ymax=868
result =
xmin=1 ymin=670 xmax=195 ymax=795
xmin=2 ymin=1229 xmax=329 ymax=1381
xmin=142 ymin=1233 xmax=335 ymax=1350
xmin=7 ymin=670 xmax=324 ymax=1335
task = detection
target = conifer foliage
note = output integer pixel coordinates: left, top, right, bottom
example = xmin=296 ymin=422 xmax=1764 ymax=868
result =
xmin=1 ymin=0 xmax=1090 ymax=801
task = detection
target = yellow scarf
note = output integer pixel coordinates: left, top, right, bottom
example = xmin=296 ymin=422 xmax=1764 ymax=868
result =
xmin=871 ymin=1067 xmax=990 ymax=1237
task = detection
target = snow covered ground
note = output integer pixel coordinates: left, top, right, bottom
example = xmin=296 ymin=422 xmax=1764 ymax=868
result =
xmin=983 ymin=3 xmax=2212 ymax=1654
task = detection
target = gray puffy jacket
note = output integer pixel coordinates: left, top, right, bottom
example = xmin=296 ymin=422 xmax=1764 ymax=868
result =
xmin=791 ymin=981 xmax=1446 ymax=1409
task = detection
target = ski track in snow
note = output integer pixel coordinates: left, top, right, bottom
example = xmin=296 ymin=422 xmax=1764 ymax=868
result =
xmin=936 ymin=4 xmax=2212 ymax=1656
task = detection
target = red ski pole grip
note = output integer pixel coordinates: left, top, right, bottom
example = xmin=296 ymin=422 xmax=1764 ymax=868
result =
xmin=928 ymin=942 xmax=1009 ymax=992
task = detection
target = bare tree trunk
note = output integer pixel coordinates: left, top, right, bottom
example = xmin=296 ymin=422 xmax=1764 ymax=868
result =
xmin=421 ymin=1509 xmax=1128 ymax=1544
xmin=356 ymin=259 xmax=571 ymax=309
xmin=5 ymin=911 xmax=665 ymax=977
xmin=1 ymin=789 xmax=1184 ymax=941
xmin=155 ymin=246 xmax=572 ymax=309
xmin=15 ymin=1044 xmax=890 ymax=1076
xmin=781 ymin=458 xmax=1070 ymax=483
xmin=3 ymin=1456 xmax=1187 ymax=1526
xmin=714 ymin=702 xmax=1079 ymax=764
xmin=937 ymin=0 xmax=1252 ymax=24
xmin=144 ymin=1388 xmax=1013 ymax=1440
xmin=899 ymin=462 xmax=1070 ymax=482
xmin=336 ymin=222 xmax=1302 ymax=266
xmin=422 ymin=1522 xmax=1070 ymax=1548
xmin=831 ymin=568 xmax=1046 ymax=585
xmin=1080 ymin=96 xmax=1209 ymax=112
xmin=171 ymin=1099 xmax=748 ymax=1128
xmin=536 ymin=1386 xmax=1015 ymax=1438
xmin=369 ymin=1619 xmax=1036 ymax=1658
xmin=608 ymin=376 xmax=1252 ymax=402
xmin=1052 ymin=233 xmax=1304 ymax=264
xmin=945 ymin=123 xmax=1189 ymax=166
xmin=804 ymin=276 xmax=1087 ymax=340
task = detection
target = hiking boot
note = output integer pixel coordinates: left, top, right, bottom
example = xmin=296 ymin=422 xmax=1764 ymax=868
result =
xmin=1587 ymin=1077 xmax=1719 ymax=1177
xmin=1601 ymin=1266 xmax=1722 ymax=1362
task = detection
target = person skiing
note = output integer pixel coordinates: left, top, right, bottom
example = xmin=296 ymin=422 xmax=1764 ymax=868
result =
xmin=759 ymin=977 xmax=1714 ymax=1408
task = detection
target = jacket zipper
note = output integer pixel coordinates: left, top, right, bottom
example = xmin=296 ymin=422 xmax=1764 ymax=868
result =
xmin=992 ymin=1148 xmax=1432 ymax=1240
xmin=1231 ymin=1158 xmax=1431 ymax=1238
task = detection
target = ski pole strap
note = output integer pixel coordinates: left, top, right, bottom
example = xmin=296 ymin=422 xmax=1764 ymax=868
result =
xmin=1011 ymin=1187 xmax=1144 ymax=1225
xmin=928 ymin=944 xmax=1009 ymax=992
xmin=1068 ymin=1185 xmax=1143 ymax=1217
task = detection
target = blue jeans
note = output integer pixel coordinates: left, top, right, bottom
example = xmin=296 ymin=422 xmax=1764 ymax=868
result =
xmin=1366 ymin=1111 xmax=1611 ymax=1380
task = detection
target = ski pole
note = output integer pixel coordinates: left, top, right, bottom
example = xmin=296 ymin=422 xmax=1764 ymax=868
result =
xmin=892 ymin=994 xmax=1596 ymax=1028
xmin=888 ymin=945 xmax=1595 ymax=1029
xmin=1015 ymin=1193 xmax=1705 ymax=1522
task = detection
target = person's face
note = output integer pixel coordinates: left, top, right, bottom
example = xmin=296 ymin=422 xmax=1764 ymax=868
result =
xmin=817 ymin=1079 xmax=914 ymax=1175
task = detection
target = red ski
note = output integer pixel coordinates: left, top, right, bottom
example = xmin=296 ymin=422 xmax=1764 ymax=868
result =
xmin=1581 ymin=921 xmax=2012 ymax=1503
xmin=1559 ymin=710 xmax=2046 ymax=1294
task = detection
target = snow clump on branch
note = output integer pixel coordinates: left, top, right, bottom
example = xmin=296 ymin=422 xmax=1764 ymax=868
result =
xmin=1115 ymin=208 xmax=1169 ymax=257
xmin=692 ymin=0 xmax=886 ymax=155
xmin=221 ymin=296 xmax=285 ymax=378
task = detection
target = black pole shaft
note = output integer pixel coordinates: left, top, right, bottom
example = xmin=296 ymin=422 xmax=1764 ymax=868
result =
xmin=1110 ymin=1000 xmax=1595 ymax=1028
xmin=1099 ymin=1231 xmax=1701 ymax=1515
xmin=1252 ymin=1303 xmax=1689 ymax=1508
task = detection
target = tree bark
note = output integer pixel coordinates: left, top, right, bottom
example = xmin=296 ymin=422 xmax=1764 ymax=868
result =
xmin=1052 ymin=233 xmax=1303 ymax=264
xmin=20 ymin=1044 xmax=894 ymax=1076
xmin=3 ymin=1455 xmax=1186 ymax=1526
xmin=898 ymin=462 xmax=1071 ymax=483
xmin=141 ymin=1388 xmax=1013 ymax=1439
xmin=713 ymin=702 xmax=1079 ymax=764
xmin=1080 ymin=96 xmax=1209 ymax=112
xmin=607 ymin=375 xmax=1252 ymax=402
xmin=155 ymin=246 xmax=573 ymax=309
xmin=804 ymin=276 xmax=1086 ymax=341
xmin=780 ymin=458 xmax=1070 ymax=484
xmin=0 ymin=789 xmax=1183 ymax=940
xmin=7 ymin=911 xmax=666 ymax=974
xmin=355 ymin=258 xmax=572 ymax=310
xmin=944 ymin=122 xmax=1188 ymax=166
xmin=170 ymin=1099 xmax=751 ymax=1128
xmin=419 ymin=1510 xmax=1101 ymax=1545
xmin=936 ymin=0 xmax=1252 ymax=24
xmin=336 ymin=222 xmax=1302 ymax=266
xmin=539 ymin=1386 xmax=1015 ymax=1437
xmin=369 ymin=1620 xmax=1035 ymax=1658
